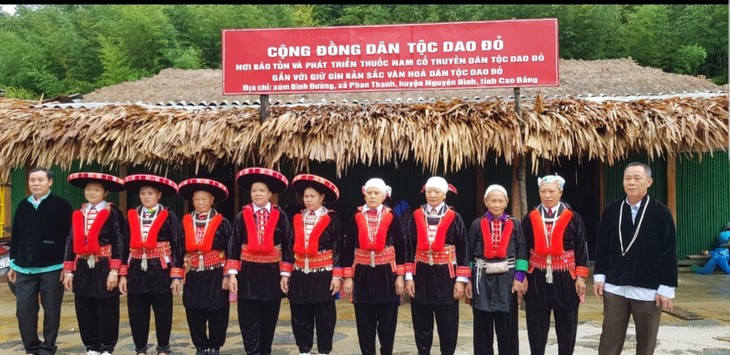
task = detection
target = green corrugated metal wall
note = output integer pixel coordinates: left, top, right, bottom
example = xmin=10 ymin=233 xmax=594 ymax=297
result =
xmin=676 ymin=152 xmax=730 ymax=258
xmin=604 ymin=155 xmax=667 ymax=205
xmin=10 ymin=163 xmax=121 ymax=218
xmin=604 ymin=152 xmax=730 ymax=260
xmin=9 ymin=163 xmax=188 ymax=226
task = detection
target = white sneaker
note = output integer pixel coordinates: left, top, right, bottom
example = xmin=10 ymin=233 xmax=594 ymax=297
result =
xmin=87 ymin=351 xmax=100 ymax=355
xmin=101 ymin=352 xmax=112 ymax=355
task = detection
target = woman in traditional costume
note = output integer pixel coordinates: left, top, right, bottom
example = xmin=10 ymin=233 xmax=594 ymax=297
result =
xmin=63 ymin=172 xmax=127 ymax=355
xmin=227 ymin=167 xmax=292 ymax=355
xmin=404 ymin=176 xmax=470 ymax=355
xmin=521 ymin=174 xmax=589 ymax=355
xmin=466 ymin=184 xmax=528 ymax=355
xmin=342 ymin=178 xmax=406 ymax=355
xmin=177 ymin=178 xmax=234 ymax=355
xmin=119 ymin=174 xmax=184 ymax=355
xmin=280 ymin=173 xmax=344 ymax=355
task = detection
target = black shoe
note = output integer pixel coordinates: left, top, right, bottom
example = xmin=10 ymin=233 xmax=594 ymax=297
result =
xmin=195 ymin=349 xmax=206 ymax=355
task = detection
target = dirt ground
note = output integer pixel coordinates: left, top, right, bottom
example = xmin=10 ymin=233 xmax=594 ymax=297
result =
xmin=0 ymin=268 xmax=728 ymax=354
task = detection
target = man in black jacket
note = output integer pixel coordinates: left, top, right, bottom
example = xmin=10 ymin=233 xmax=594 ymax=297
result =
xmin=593 ymin=162 xmax=678 ymax=355
xmin=8 ymin=167 xmax=73 ymax=355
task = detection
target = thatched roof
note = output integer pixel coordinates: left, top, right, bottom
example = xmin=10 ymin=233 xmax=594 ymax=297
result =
xmin=0 ymin=92 xmax=726 ymax=181
xmin=0 ymin=58 xmax=727 ymax=180
xmin=82 ymin=58 xmax=728 ymax=103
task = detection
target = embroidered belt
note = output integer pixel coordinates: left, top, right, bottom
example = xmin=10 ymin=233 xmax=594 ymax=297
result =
xmin=294 ymin=250 xmax=333 ymax=274
xmin=415 ymin=245 xmax=457 ymax=278
xmin=130 ymin=242 xmax=171 ymax=260
xmin=415 ymin=245 xmax=456 ymax=266
xmin=529 ymin=249 xmax=582 ymax=283
xmin=240 ymin=244 xmax=282 ymax=263
xmin=354 ymin=246 xmax=396 ymax=270
xmin=186 ymin=250 xmax=226 ymax=272
xmin=65 ymin=245 xmax=118 ymax=271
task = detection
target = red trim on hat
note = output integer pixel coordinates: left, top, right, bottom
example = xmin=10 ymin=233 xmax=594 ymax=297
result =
xmin=293 ymin=174 xmax=340 ymax=201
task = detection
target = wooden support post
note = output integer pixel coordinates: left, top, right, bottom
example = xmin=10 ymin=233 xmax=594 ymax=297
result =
xmin=260 ymin=94 xmax=270 ymax=123
xmin=476 ymin=166 xmax=486 ymax=217
xmin=118 ymin=165 xmax=128 ymax=212
xmin=667 ymin=155 xmax=677 ymax=223
xmin=511 ymin=156 xmax=522 ymax=219
xmin=598 ymin=161 xmax=605 ymax=216
xmin=234 ymin=164 xmax=241 ymax=213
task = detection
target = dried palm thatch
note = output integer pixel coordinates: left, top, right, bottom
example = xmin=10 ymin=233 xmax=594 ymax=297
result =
xmin=82 ymin=58 xmax=728 ymax=104
xmin=0 ymin=94 xmax=726 ymax=181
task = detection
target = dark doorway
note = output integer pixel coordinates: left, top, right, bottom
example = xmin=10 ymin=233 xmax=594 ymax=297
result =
xmin=544 ymin=158 xmax=600 ymax=260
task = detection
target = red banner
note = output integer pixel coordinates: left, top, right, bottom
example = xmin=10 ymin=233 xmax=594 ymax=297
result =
xmin=222 ymin=19 xmax=558 ymax=95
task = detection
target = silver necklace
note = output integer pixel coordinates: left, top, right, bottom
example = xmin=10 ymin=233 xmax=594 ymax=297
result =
xmin=618 ymin=196 xmax=649 ymax=256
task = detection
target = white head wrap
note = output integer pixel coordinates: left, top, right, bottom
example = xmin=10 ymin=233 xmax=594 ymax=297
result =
xmin=424 ymin=176 xmax=449 ymax=194
xmin=484 ymin=184 xmax=508 ymax=198
xmin=538 ymin=174 xmax=566 ymax=191
xmin=362 ymin=178 xmax=392 ymax=197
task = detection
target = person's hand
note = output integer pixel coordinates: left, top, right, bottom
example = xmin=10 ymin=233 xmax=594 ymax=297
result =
xmin=465 ymin=280 xmax=473 ymax=300
xmin=118 ymin=276 xmax=128 ymax=294
xmin=656 ymin=294 xmax=673 ymax=311
xmin=342 ymin=278 xmax=354 ymax=297
xmin=228 ymin=275 xmax=238 ymax=294
xmin=62 ymin=273 xmax=74 ymax=291
xmin=405 ymin=279 xmax=416 ymax=298
xmin=280 ymin=276 xmax=289 ymax=294
xmin=106 ymin=270 xmax=119 ymax=291
xmin=395 ymin=275 xmax=405 ymax=296
xmin=453 ymin=281 xmax=465 ymax=300
xmin=330 ymin=277 xmax=341 ymax=296
xmin=7 ymin=269 xmax=15 ymax=283
xmin=222 ymin=276 xmax=229 ymax=290
xmin=523 ymin=276 xmax=529 ymax=294
xmin=512 ymin=279 xmax=525 ymax=305
xmin=171 ymin=278 xmax=182 ymax=295
xmin=575 ymin=277 xmax=587 ymax=302
xmin=594 ymin=281 xmax=604 ymax=299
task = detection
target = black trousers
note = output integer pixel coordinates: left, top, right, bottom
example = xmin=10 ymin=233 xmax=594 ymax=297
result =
xmin=290 ymin=301 xmax=336 ymax=354
xmin=411 ymin=300 xmax=460 ymax=355
xmin=525 ymin=299 xmax=578 ymax=355
xmin=14 ymin=269 xmax=65 ymax=355
xmin=354 ymin=300 xmax=399 ymax=355
xmin=127 ymin=291 xmax=173 ymax=353
xmin=75 ymin=294 xmax=120 ymax=353
xmin=237 ymin=299 xmax=281 ymax=355
xmin=472 ymin=295 xmax=519 ymax=355
xmin=185 ymin=305 xmax=230 ymax=351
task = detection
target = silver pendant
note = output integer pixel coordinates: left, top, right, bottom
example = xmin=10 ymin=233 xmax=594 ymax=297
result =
xmin=428 ymin=252 xmax=434 ymax=266
xmin=141 ymin=252 xmax=148 ymax=272
xmin=545 ymin=255 xmax=553 ymax=284
xmin=304 ymin=257 xmax=310 ymax=274
xmin=197 ymin=253 xmax=204 ymax=272
xmin=87 ymin=255 xmax=95 ymax=269
xmin=370 ymin=250 xmax=376 ymax=268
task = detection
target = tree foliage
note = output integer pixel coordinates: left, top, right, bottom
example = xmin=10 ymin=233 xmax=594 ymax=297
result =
xmin=0 ymin=4 xmax=726 ymax=98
